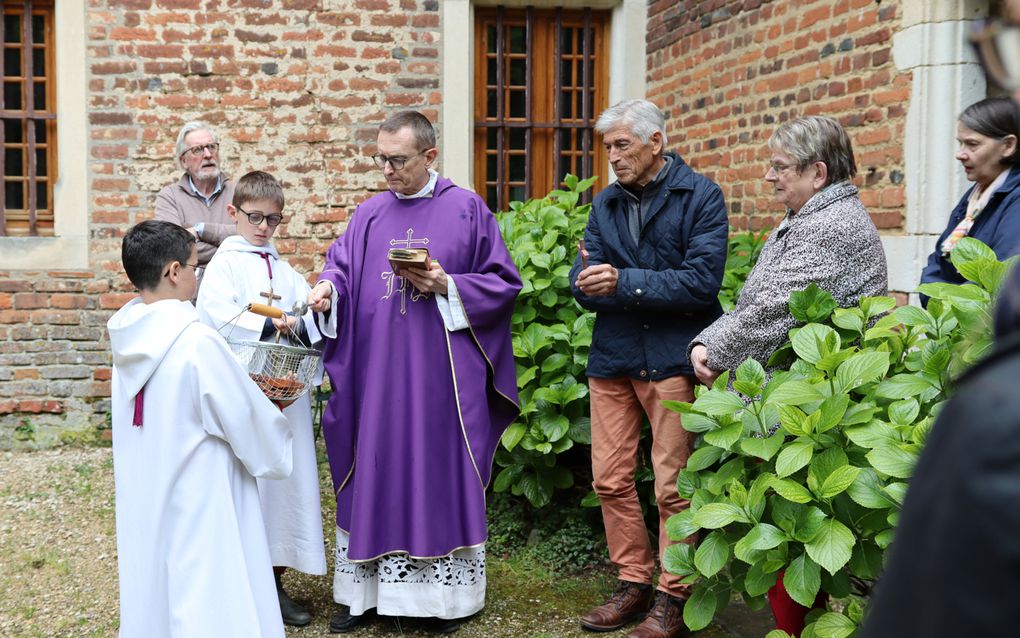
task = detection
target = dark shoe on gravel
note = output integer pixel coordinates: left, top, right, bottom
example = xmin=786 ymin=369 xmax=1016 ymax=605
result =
xmin=275 ymin=573 xmax=312 ymax=627
xmin=428 ymin=616 xmax=466 ymax=633
xmin=579 ymin=579 xmax=654 ymax=632
xmin=329 ymin=607 xmax=374 ymax=633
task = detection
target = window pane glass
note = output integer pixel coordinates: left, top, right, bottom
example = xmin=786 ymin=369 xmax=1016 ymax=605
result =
xmin=486 ymin=58 xmax=497 ymax=86
xmin=509 ymin=90 xmax=525 ymax=118
xmin=562 ymin=129 xmax=574 ymax=150
xmin=6 ymin=180 xmax=23 ymax=209
xmin=486 ymin=127 xmax=497 ymax=148
xmin=31 ymin=15 xmax=43 ymax=44
xmin=34 ymin=118 xmax=45 ymax=143
xmin=560 ymin=27 xmax=573 ymax=55
xmin=32 ymin=48 xmax=43 ymax=77
xmin=4 ymin=15 xmax=20 ymax=44
xmin=559 ymin=155 xmax=572 ymax=183
xmin=4 ymin=48 xmax=20 ymax=78
xmin=33 ymin=81 xmax=44 ymax=109
xmin=509 ymin=127 xmax=525 ymax=150
xmin=486 ymin=153 xmax=497 ymax=181
xmin=561 ymin=59 xmax=573 ymax=89
xmin=576 ymin=90 xmax=584 ymax=119
xmin=35 ymin=147 xmax=45 ymax=176
xmin=508 ymin=26 xmax=525 ymax=54
xmin=5 ymin=147 xmax=21 ymax=176
xmin=485 ymin=185 xmax=497 ymax=210
xmin=486 ymin=25 xmax=496 ymax=54
xmin=509 ymin=185 xmax=526 ymax=203
xmin=36 ymin=180 xmax=46 ymax=209
xmin=4 ymin=118 xmax=21 ymax=142
xmin=508 ymin=154 xmax=525 ymax=182
xmin=486 ymin=89 xmax=497 ymax=118
xmin=4 ymin=81 xmax=21 ymax=109
xmin=509 ymin=58 xmax=525 ymax=87
xmin=560 ymin=90 xmax=572 ymax=119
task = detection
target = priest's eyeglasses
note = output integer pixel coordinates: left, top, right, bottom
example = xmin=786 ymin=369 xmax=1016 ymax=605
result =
xmin=371 ymin=150 xmax=426 ymax=170
xmin=181 ymin=142 xmax=220 ymax=158
xmin=970 ymin=19 xmax=1020 ymax=91
xmin=237 ymin=205 xmax=283 ymax=227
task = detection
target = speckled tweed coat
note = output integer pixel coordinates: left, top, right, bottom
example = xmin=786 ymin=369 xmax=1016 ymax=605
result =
xmin=691 ymin=181 xmax=888 ymax=371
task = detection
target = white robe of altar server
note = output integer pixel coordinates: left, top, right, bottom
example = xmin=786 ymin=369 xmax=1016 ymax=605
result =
xmin=108 ymin=297 xmax=293 ymax=638
xmin=197 ymin=235 xmax=327 ymax=574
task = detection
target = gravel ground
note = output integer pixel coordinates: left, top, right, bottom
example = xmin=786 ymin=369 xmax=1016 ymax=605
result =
xmin=0 ymin=447 xmax=744 ymax=638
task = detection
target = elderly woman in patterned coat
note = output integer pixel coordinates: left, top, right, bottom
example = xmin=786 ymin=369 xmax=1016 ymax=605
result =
xmin=689 ymin=116 xmax=888 ymax=387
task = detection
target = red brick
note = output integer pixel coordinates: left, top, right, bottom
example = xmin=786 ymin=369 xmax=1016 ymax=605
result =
xmin=100 ymin=293 xmax=137 ymax=310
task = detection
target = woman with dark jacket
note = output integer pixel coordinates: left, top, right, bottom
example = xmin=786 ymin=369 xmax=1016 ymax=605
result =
xmin=920 ymin=97 xmax=1020 ymax=297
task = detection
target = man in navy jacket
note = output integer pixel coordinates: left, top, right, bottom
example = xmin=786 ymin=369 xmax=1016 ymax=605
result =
xmin=571 ymin=99 xmax=728 ymax=638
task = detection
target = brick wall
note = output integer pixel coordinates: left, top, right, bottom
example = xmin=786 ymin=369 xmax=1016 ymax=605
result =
xmin=0 ymin=0 xmax=441 ymax=445
xmin=646 ymin=0 xmax=906 ymax=232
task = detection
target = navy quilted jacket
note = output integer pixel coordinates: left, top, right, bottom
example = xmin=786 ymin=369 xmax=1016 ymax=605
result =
xmin=921 ymin=164 xmax=1020 ymax=292
xmin=570 ymin=152 xmax=729 ymax=380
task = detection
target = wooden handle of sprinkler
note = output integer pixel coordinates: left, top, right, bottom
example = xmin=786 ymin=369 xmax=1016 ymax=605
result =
xmin=248 ymin=303 xmax=286 ymax=319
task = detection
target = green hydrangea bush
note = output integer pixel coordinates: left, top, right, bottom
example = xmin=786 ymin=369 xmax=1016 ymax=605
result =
xmin=662 ymin=237 xmax=1012 ymax=637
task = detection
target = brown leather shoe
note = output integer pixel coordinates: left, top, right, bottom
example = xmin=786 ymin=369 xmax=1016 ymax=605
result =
xmin=626 ymin=591 xmax=689 ymax=638
xmin=579 ymin=579 xmax=654 ymax=632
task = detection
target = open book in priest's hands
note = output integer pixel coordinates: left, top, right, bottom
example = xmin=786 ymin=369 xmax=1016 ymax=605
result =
xmin=388 ymin=248 xmax=431 ymax=272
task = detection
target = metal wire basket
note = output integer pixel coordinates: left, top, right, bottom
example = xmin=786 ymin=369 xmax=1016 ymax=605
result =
xmin=227 ymin=338 xmax=321 ymax=402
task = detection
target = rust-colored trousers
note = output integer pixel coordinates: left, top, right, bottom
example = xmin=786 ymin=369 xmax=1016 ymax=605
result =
xmin=589 ymin=375 xmax=696 ymax=597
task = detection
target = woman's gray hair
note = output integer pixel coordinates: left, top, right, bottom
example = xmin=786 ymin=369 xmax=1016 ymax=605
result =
xmin=768 ymin=115 xmax=857 ymax=185
xmin=175 ymin=121 xmax=218 ymax=159
xmin=595 ymin=99 xmax=668 ymax=147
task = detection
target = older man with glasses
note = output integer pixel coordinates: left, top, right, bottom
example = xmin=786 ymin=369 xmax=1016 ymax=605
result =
xmin=154 ymin=121 xmax=236 ymax=279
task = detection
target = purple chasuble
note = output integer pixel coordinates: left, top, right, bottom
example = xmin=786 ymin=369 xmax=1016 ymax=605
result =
xmin=318 ymin=177 xmax=521 ymax=561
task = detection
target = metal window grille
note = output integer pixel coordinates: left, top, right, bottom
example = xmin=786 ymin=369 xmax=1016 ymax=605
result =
xmin=475 ymin=7 xmax=603 ymax=212
xmin=2 ymin=0 xmax=56 ymax=237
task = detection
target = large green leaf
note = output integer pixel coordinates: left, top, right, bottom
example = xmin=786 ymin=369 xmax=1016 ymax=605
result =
xmin=789 ymin=283 xmax=839 ymax=323
xmin=815 ymin=394 xmax=850 ymax=434
xmin=739 ymin=432 xmax=785 ymax=461
xmin=746 ymin=562 xmax=781 ymax=597
xmin=834 ymin=352 xmax=890 ymax=393
xmin=772 ymin=479 xmax=813 ymax=503
xmin=874 ymin=373 xmax=936 ymax=399
xmin=777 ymin=404 xmax=811 ymax=437
xmin=734 ymin=358 xmax=767 ymax=396
xmin=805 ymin=518 xmax=855 ymax=574
xmin=776 ymin=439 xmax=814 ymax=478
xmin=818 ymin=465 xmax=860 ymax=499
xmin=662 ymin=542 xmax=696 ymax=577
xmin=768 ymin=380 xmax=826 ymax=406
xmin=666 ymin=509 xmax=701 ymax=541
xmin=867 ymin=444 xmax=918 ymax=479
xmin=686 ymin=445 xmax=725 ymax=472
xmin=846 ymin=468 xmax=895 ymax=509
xmin=705 ymin=420 xmax=745 ymax=449
xmin=734 ymin=523 xmax=787 ymax=563
xmin=682 ymin=584 xmax=720 ymax=631
xmin=887 ymin=398 xmax=920 ymax=426
xmin=783 ymin=553 xmax=822 ymax=607
xmin=536 ymin=413 xmax=570 ymax=442
xmin=501 ymin=422 xmax=527 ymax=451
xmin=692 ymin=502 xmax=750 ymax=528
xmin=693 ymin=389 xmax=747 ymax=416
xmin=812 ymin=612 xmax=857 ymax=638
xmin=791 ymin=324 xmax=841 ymax=364
xmin=694 ymin=531 xmax=730 ymax=577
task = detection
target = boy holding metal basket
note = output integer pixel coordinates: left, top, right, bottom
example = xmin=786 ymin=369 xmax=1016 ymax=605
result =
xmin=196 ymin=171 xmax=326 ymax=627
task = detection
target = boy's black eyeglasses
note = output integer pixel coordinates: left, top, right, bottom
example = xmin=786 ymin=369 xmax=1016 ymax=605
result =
xmin=970 ymin=19 xmax=1020 ymax=91
xmin=237 ymin=205 xmax=283 ymax=227
xmin=163 ymin=262 xmax=199 ymax=278
xmin=371 ymin=150 xmax=427 ymax=170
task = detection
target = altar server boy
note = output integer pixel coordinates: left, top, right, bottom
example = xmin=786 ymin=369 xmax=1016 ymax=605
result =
xmin=108 ymin=220 xmax=293 ymax=638
xmin=197 ymin=170 xmax=326 ymax=626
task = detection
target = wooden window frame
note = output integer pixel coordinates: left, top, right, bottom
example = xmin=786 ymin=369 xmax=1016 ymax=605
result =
xmin=2 ymin=0 xmax=57 ymax=237
xmin=473 ymin=7 xmax=609 ymax=212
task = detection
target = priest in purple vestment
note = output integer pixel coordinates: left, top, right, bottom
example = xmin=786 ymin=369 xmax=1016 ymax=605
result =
xmin=307 ymin=111 xmax=521 ymax=634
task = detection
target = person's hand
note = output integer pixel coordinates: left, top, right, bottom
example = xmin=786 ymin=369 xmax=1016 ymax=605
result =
xmin=186 ymin=226 xmax=199 ymax=239
xmin=308 ymin=281 xmax=333 ymax=313
xmin=691 ymin=344 xmax=722 ymax=386
xmin=399 ymin=262 xmax=449 ymax=295
xmin=575 ymin=264 xmax=618 ymax=297
xmin=271 ymin=314 xmax=300 ymax=335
